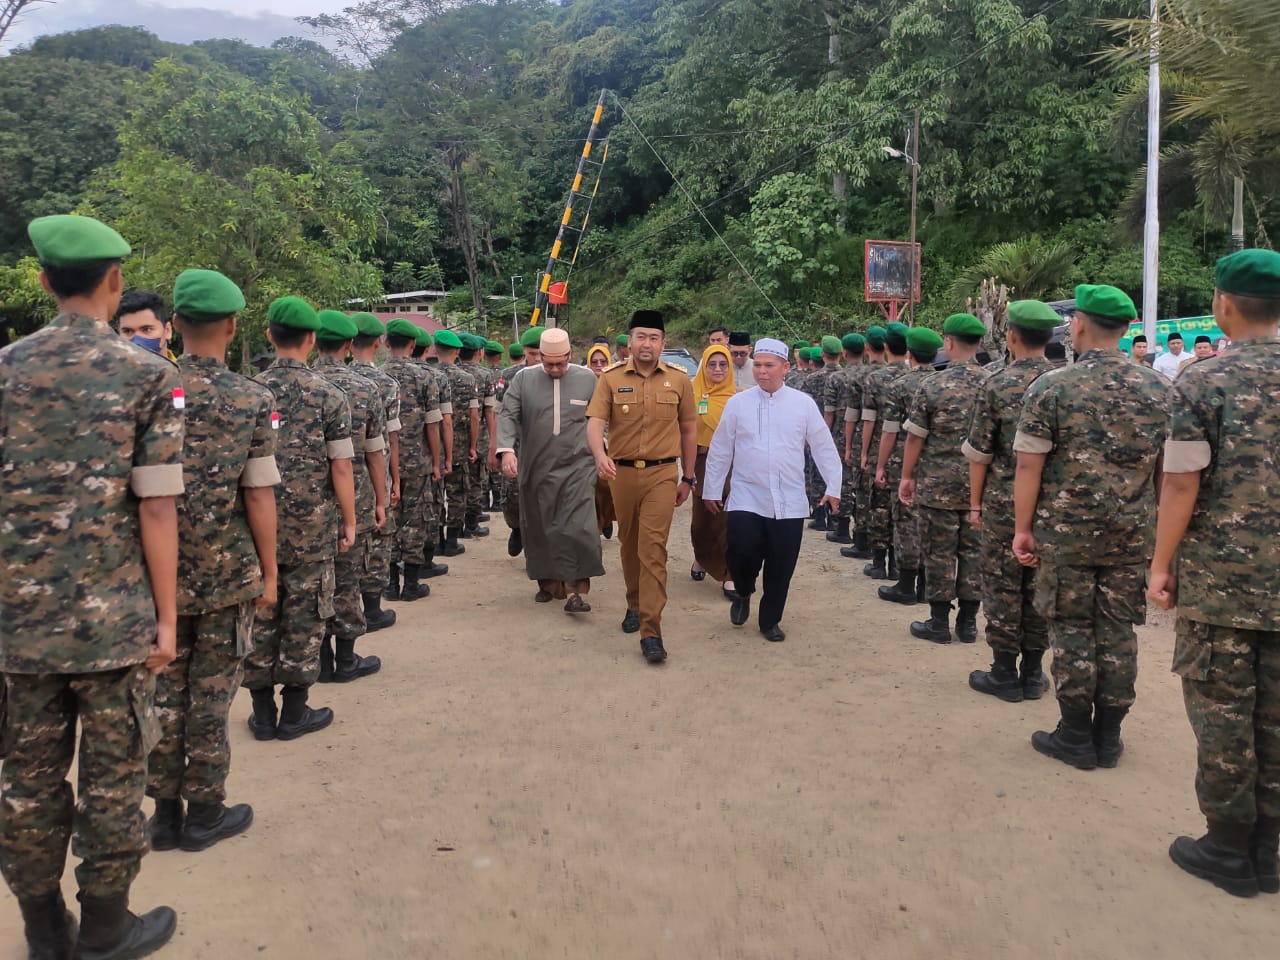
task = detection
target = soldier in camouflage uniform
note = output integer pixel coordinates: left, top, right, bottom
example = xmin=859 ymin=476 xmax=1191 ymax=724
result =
xmin=313 ymin=311 xmax=386 ymax=684
xmin=483 ymin=339 xmax=507 ymax=507
xmin=847 ymin=325 xmax=888 ymax=558
xmin=962 ymin=301 xmax=1057 ymax=702
xmin=417 ymin=330 xmax=454 ymax=559
xmin=1149 ymin=250 xmax=1280 ymax=898
xmin=382 ymin=320 xmax=445 ymax=599
xmin=839 ymin=335 xmax=872 ymax=558
xmin=498 ymin=328 xmax=542 ymax=556
xmin=249 ymin=297 xmax=356 ymax=743
xmin=803 ymin=341 xmax=841 ymax=527
xmin=460 ymin=334 xmax=497 ymax=536
xmin=349 ymin=312 xmax=403 ymax=628
xmin=1 ymin=216 xmax=181 ymax=959
xmin=1012 ymin=284 xmax=1166 ymax=771
xmin=876 ymin=327 xmax=942 ymax=605
xmin=899 ymin=314 xmax=989 ymax=644
xmin=857 ymin=325 xmax=909 ymax=578
xmin=784 ymin=340 xmax=808 ymax=387
xmin=145 ymin=270 xmax=278 ymax=861
xmin=822 ymin=335 xmax=859 ymax=544
xmin=434 ymin=329 xmax=478 ymax=554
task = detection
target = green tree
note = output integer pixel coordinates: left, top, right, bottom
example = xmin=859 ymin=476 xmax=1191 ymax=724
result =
xmin=948 ymin=237 xmax=1078 ymax=302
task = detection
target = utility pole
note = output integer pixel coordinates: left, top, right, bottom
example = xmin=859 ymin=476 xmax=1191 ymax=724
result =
xmin=509 ymin=275 xmax=523 ymax=342
xmin=909 ymin=108 xmax=920 ymax=326
xmin=1142 ymin=0 xmax=1160 ymax=346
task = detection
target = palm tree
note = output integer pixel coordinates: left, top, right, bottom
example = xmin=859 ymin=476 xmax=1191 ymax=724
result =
xmin=948 ymin=237 xmax=1078 ymax=303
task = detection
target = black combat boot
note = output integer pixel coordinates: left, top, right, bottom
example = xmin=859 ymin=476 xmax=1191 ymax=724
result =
xmin=275 ymin=685 xmax=333 ymax=741
xmin=18 ymin=891 xmax=76 ymax=960
xmin=384 ymin=563 xmax=401 ymax=601
xmin=841 ymin=531 xmax=872 ymax=559
xmin=441 ymin=533 xmax=466 ymax=557
xmin=969 ymin=650 xmax=1023 ymax=702
xmin=180 ymin=801 xmax=253 ymax=852
xmin=1019 ymin=650 xmax=1050 ymax=699
xmin=954 ymin=600 xmax=981 ymax=644
xmin=808 ymin=504 xmax=828 ymax=531
xmin=362 ymin=592 xmax=397 ymax=631
xmin=421 ymin=550 xmax=449 ymax=578
xmin=333 ymin=638 xmax=381 ymax=683
xmin=247 ymin=687 xmax=278 ymax=741
xmin=317 ymin=632 xmax=336 ymax=683
xmin=477 ymin=511 xmax=491 ymax=522
xmin=886 ymin=546 xmax=898 ymax=580
xmin=400 ymin=563 xmax=430 ymax=602
xmin=825 ymin=516 xmax=852 ymax=544
xmin=1092 ymin=705 xmax=1129 ymax=768
xmin=463 ymin=513 xmax=489 ymax=537
xmin=1170 ymin=820 xmax=1260 ymax=897
xmin=1031 ymin=703 xmax=1098 ymax=770
xmin=75 ymin=891 xmax=176 ymax=960
xmin=910 ymin=601 xmax=953 ymax=644
xmin=1250 ymin=817 xmax=1280 ymax=894
xmin=147 ymin=798 xmax=183 ymax=851
xmin=915 ymin=568 xmax=926 ymax=603
xmin=863 ymin=549 xmax=889 ymax=579
xmin=877 ymin=568 xmax=919 ymax=605
xmin=507 ymin=527 xmax=523 ymax=557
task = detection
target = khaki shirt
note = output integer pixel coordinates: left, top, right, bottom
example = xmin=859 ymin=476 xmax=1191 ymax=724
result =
xmin=586 ymin=358 xmax=696 ymax=461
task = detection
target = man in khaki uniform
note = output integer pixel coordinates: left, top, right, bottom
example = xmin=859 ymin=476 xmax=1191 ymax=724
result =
xmin=587 ymin=310 xmax=697 ymax=664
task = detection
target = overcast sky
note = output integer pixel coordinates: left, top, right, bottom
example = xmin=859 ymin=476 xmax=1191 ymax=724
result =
xmin=4 ymin=0 xmax=352 ymax=51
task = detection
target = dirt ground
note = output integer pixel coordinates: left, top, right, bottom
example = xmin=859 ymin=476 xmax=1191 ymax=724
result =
xmin=4 ymin=505 xmax=1279 ymax=959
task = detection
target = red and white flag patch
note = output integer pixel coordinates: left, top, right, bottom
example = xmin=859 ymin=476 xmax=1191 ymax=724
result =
xmin=172 ymin=387 xmax=185 ymax=410
xmin=271 ymin=411 xmax=281 ymax=430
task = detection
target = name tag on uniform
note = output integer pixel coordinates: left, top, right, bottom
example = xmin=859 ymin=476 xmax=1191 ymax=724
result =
xmin=569 ymin=398 xmax=588 ymax=406
xmin=616 ymin=386 xmax=634 ymax=393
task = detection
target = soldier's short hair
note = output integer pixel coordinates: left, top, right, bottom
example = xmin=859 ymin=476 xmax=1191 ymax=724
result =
xmin=268 ymin=321 xmax=311 ymax=349
xmin=948 ymin=332 xmax=982 ymax=347
xmin=885 ymin=330 xmax=908 ymax=356
xmin=43 ymin=260 xmax=120 ymax=300
xmin=1222 ymin=291 xmax=1280 ymax=324
xmin=908 ymin=348 xmax=939 ymax=365
xmin=411 ymin=344 xmax=427 ymax=359
xmin=353 ymin=333 xmax=380 ymax=349
xmin=386 ymin=333 xmax=415 ymax=349
xmin=1013 ymin=325 xmax=1053 ymax=348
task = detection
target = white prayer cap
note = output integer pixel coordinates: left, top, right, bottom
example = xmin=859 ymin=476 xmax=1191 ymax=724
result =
xmin=753 ymin=337 xmax=788 ymax=359
xmin=539 ymin=328 xmax=571 ymax=357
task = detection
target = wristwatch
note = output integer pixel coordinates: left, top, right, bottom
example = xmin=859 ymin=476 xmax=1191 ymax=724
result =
xmin=681 ymin=476 xmax=698 ymax=487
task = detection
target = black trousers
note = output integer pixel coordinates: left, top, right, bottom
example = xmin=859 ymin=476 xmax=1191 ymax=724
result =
xmin=725 ymin=512 xmax=805 ymax=630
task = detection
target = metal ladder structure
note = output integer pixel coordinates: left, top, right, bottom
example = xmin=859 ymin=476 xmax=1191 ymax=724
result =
xmin=529 ymin=87 xmax=611 ymax=330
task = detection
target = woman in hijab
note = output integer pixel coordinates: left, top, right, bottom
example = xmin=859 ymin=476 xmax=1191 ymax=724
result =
xmin=586 ymin=344 xmax=616 ymax=538
xmin=689 ymin=343 xmax=737 ymax=597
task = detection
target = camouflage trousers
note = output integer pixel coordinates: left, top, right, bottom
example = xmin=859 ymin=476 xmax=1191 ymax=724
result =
xmin=854 ymin=458 xmax=872 ymax=536
xmin=426 ymin=478 xmax=443 ymax=549
xmin=1174 ymin=617 xmax=1280 ymax=824
xmin=442 ymin=444 xmax=472 ymax=532
xmin=804 ymin=450 xmax=823 ymax=511
xmin=0 ymin=665 xmax=157 ymax=899
xmin=892 ymin=498 xmax=923 ymax=570
xmin=465 ymin=455 xmax=487 ymax=517
xmin=980 ymin=521 xmax=1047 ymax=657
xmin=1034 ymin=562 xmax=1144 ymax=711
xmin=865 ymin=472 xmax=893 ymax=552
xmin=502 ymin=474 xmax=521 ymax=529
xmin=244 ymin=559 xmax=335 ymax=689
xmin=332 ymin=531 xmax=370 ymax=642
xmin=835 ymin=456 xmax=859 ymax=520
xmin=364 ymin=527 xmax=394 ymax=595
xmin=920 ymin=506 xmax=982 ymax=604
xmin=392 ymin=466 xmax=432 ymax=564
xmin=147 ymin=603 xmax=248 ymax=805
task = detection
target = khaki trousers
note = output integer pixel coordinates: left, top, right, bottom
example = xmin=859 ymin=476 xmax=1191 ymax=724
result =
xmin=610 ymin=462 xmax=678 ymax=638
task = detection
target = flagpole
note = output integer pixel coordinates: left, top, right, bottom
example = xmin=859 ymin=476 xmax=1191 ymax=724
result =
xmin=1142 ymin=0 xmax=1160 ymax=345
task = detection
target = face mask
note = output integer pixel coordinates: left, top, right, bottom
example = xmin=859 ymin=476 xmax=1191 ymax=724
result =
xmin=131 ymin=334 xmax=164 ymax=354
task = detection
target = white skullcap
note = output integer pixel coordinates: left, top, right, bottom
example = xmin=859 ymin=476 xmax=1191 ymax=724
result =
xmin=753 ymin=337 xmax=788 ymax=359
xmin=539 ymin=328 xmax=571 ymax=356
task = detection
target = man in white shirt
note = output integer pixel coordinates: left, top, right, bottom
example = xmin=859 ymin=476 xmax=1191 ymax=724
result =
xmin=728 ymin=331 xmax=756 ymax=392
xmin=1153 ymin=331 xmax=1185 ymax=380
xmin=703 ymin=338 xmax=841 ymax=641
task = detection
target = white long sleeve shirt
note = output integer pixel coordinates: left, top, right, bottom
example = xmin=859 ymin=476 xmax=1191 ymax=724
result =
xmin=1153 ymin=349 xmax=1184 ymax=381
xmin=703 ymin=384 xmax=842 ymax=519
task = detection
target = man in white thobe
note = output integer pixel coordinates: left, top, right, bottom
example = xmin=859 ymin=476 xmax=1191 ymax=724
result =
xmin=703 ymin=338 xmax=841 ymax=642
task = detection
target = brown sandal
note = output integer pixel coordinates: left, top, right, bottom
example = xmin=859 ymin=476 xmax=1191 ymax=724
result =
xmin=563 ymin=593 xmax=591 ymax=613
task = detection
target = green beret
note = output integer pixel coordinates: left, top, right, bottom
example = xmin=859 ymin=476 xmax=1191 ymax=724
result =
xmin=865 ymin=325 xmax=887 ymax=348
xmin=520 ymin=326 xmax=545 ymax=348
xmin=1075 ymin=284 xmax=1137 ymax=324
xmin=1006 ymin=300 xmax=1060 ymax=332
xmin=820 ymin=335 xmax=843 ymax=354
xmin=791 ymin=339 xmax=809 ymax=351
xmin=616 ymin=334 xmax=629 ymax=346
xmin=943 ymin=313 xmax=986 ymax=337
xmin=414 ymin=325 xmax=433 ymax=347
xmin=172 ymin=269 xmax=244 ymax=322
xmin=841 ymin=333 xmax=866 ymax=351
xmin=484 ymin=339 xmax=504 ymax=354
xmin=434 ymin=329 xmax=463 ymax=349
xmin=906 ymin=327 xmax=944 ymax=353
xmin=508 ymin=342 xmax=523 ymax=359
xmin=28 ymin=214 xmax=130 ymax=267
xmin=807 ymin=347 xmax=825 ymax=361
xmin=316 ymin=309 xmax=359 ymax=342
xmin=385 ymin=318 xmax=419 ymax=340
xmin=353 ymin=312 xmax=385 ymax=337
xmin=1215 ymin=249 xmax=1280 ymax=300
xmin=885 ymin=321 xmax=910 ymax=337
xmin=267 ymin=296 xmax=320 ymax=331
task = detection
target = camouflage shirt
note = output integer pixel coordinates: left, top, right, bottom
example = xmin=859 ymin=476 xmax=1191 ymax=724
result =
xmin=254 ymin=358 xmax=353 ymax=566
xmin=860 ymin=362 xmax=909 ymax=469
xmin=840 ymin=364 xmax=870 ymax=455
xmin=466 ymin=360 xmax=498 ymax=443
xmin=1014 ymin=348 xmax=1167 ymax=565
xmin=382 ymin=356 xmax=440 ymax=473
xmin=1165 ymin=337 xmax=1280 ymax=628
xmin=0 ymin=313 xmax=185 ymax=673
xmin=438 ymin=361 xmax=478 ymax=456
xmin=352 ymin=359 xmax=400 ymax=503
xmin=962 ymin=356 xmax=1053 ymax=528
xmin=497 ymin=361 xmax=530 ymax=406
xmin=823 ymin=366 xmax=852 ymax=449
xmin=175 ymin=355 xmax=280 ymax=615
xmin=313 ymin=356 xmax=386 ymax=534
xmin=880 ymin=365 xmax=933 ymax=477
xmin=905 ymin=359 xmax=988 ymax=510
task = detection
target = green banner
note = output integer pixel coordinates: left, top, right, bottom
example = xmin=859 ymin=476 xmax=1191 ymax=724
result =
xmin=1121 ymin=316 xmax=1224 ymax=350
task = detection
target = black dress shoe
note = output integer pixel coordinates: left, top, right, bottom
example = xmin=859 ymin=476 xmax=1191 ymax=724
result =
xmin=761 ymin=624 xmax=785 ymax=642
xmin=690 ymin=566 xmax=706 ymax=582
xmin=640 ymin=636 xmax=667 ymax=663
xmin=621 ymin=610 xmax=640 ymax=633
xmin=602 ymin=522 xmax=613 ymax=540
xmin=730 ymin=596 xmax=750 ymax=626
xmin=507 ymin=528 xmax=523 ymax=557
